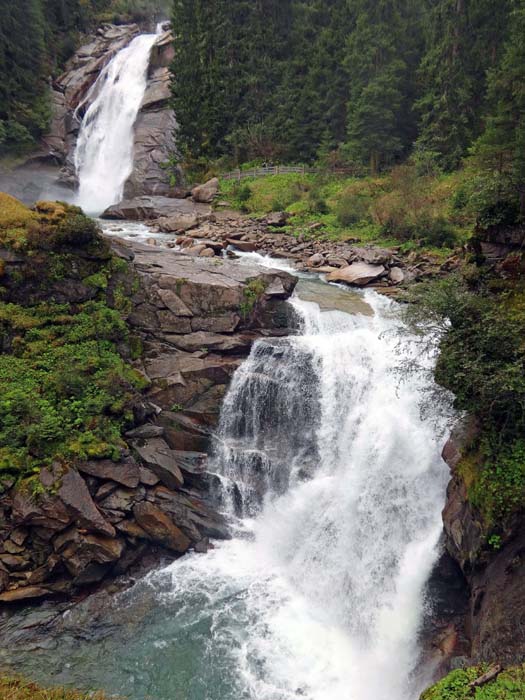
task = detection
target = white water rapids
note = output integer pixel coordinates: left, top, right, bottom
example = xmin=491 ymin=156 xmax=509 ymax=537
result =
xmin=120 ymin=284 xmax=450 ymax=700
xmin=74 ymin=29 xmax=159 ymax=214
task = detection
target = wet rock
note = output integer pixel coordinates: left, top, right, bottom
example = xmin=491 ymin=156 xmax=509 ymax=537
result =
xmin=98 ymin=487 xmax=138 ymax=513
xmin=199 ymin=247 xmax=215 ymax=257
xmin=78 ymin=459 xmax=140 ymax=488
xmin=133 ymin=502 xmax=191 ymax=552
xmin=192 ymin=178 xmax=219 ymax=204
xmin=307 ymin=253 xmax=325 ymax=267
xmin=125 ymin=424 xmax=165 ymax=440
xmin=226 ymin=239 xmax=257 ymax=252
xmin=138 ymin=466 xmax=160 ymax=486
xmin=326 ymin=262 xmax=386 ymax=286
xmin=266 ymin=211 xmax=290 ymax=227
xmin=0 ymin=586 xmax=51 ymax=603
xmin=351 ymin=246 xmax=393 ymax=265
xmin=58 ymin=469 xmax=116 ymax=537
xmin=60 ymin=532 xmax=125 ymax=579
xmin=134 ymin=438 xmax=184 ymax=490
xmin=388 ymin=266 xmax=405 ymax=284
xmin=157 ymin=213 xmax=199 ymax=232
xmin=11 ymin=490 xmax=71 ymax=532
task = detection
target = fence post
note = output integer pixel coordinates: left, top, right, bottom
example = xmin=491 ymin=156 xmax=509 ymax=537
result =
xmin=237 ymin=168 xmax=241 ymax=182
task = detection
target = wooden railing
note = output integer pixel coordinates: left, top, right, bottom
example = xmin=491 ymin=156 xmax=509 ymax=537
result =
xmin=220 ymin=165 xmax=355 ymax=181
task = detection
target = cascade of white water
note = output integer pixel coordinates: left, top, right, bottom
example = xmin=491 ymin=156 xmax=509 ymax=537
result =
xmin=2 ymin=283 xmax=452 ymax=700
xmin=74 ymin=29 xmax=159 ymax=214
xmin=138 ymin=287 xmax=451 ymax=700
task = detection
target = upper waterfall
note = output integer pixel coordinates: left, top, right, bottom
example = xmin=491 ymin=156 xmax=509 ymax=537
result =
xmin=74 ymin=29 xmax=159 ymax=215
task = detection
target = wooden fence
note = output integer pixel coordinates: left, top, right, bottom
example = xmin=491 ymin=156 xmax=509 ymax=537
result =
xmin=220 ymin=165 xmax=355 ymax=181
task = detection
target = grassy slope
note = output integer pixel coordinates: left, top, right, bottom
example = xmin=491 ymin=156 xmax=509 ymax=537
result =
xmin=219 ymin=165 xmax=474 ymax=258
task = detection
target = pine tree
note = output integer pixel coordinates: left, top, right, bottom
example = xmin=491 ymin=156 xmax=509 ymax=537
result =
xmin=474 ymin=0 xmax=525 ymax=219
xmin=416 ymin=0 xmax=511 ymax=171
xmin=344 ymin=0 xmax=422 ymax=173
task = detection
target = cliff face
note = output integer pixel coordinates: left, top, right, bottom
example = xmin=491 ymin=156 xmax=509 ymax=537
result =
xmin=440 ymin=419 xmax=525 ymax=667
xmin=0 ymin=194 xmax=296 ymax=604
xmin=43 ymin=23 xmax=176 ymax=197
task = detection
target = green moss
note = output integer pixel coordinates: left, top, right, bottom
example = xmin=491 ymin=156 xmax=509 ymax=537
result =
xmin=0 ymin=200 xmax=146 ymax=480
xmin=240 ymin=278 xmax=267 ymax=318
xmin=83 ymin=270 xmax=109 ymax=290
xmin=421 ymin=664 xmax=525 ymax=700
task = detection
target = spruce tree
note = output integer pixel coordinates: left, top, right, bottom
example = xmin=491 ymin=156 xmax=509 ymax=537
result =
xmin=474 ymin=0 xmax=525 ymax=220
xmin=344 ymin=0 xmax=422 ymax=173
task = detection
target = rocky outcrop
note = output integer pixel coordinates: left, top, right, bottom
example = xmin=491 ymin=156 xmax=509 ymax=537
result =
xmin=123 ymin=27 xmax=178 ymax=198
xmin=439 ymin=417 xmax=525 ymax=667
xmin=0 ymin=226 xmax=297 ymax=604
xmin=41 ymin=24 xmax=176 ymax=196
xmin=102 ymin=195 xmax=209 ymax=221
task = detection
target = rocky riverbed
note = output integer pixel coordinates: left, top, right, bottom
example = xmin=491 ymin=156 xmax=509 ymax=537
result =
xmin=101 ymin=189 xmax=460 ymax=294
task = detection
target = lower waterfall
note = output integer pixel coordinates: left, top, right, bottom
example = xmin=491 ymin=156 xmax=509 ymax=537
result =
xmin=2 ymin=284 xmax=450 ymax=700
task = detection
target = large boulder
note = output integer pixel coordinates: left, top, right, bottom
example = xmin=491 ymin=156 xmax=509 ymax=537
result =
xmin=266 ymin=211 xmax=291 ymax=227
xmin=326 ymin=262 xmax=386 ymax=286
xmin=57 ymin=469 xmax=116 ymax=537
xmin=192 ymin=178 xmax=219 ymax=204
xmin=101 ymin=196 xmax=210 ymax=221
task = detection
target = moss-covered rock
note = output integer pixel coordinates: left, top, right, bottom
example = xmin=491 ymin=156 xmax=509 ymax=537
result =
xmin=0 ymin=195 xmax=144 ymax=484
xmin=0 ymin=675 xmax=112 ymax=699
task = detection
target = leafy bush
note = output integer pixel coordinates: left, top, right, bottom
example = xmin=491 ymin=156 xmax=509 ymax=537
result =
xmin=421 ymin=664 xmax=525 ymax=700
xmin=0 ymin=299 xmax=146 ymax=477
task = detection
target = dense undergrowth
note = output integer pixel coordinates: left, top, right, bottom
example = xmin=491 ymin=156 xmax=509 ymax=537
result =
xmin=0 ymin=194 xmax=144 ymax=488
xmin=421 ymin=664 xmax=525 ymax=700
xmin=0 ymin=675 xmax=111 ymax=700
xmin=403 ymin=264 xmax=525 ymax=546
xmin=219 ymin=164 xmax=474 ymax=254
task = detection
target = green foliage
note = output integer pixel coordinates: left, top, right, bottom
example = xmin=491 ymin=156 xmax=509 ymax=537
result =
xmin=0 ymin=199 xmax=144 ymax=479
xmin=421 ymin=664 xmax=525 ymax=700
xmin=0 ymin=299 xmax=145 ymax=476
xmin=470 ymin=439 xmax=525 ymax=530
xmin=405 ymin=275 xmax=525 ymax=437
xmin=240 ymin=278 xmax=266 ymax=319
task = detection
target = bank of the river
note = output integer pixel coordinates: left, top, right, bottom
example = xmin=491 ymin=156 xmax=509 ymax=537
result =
xmin=0 ymin=192 xmax=296 ymax=604
xmin=0 ymin=675 xmax=110 ymax=700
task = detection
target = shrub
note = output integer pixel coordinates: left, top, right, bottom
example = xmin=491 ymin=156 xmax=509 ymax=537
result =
xmin=421 ymin=663 xmax=525 ymax=700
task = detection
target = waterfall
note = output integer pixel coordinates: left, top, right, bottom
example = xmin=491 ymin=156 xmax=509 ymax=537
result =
xmin=74 ymin=29 xmax=159 ymax=215
xmin=5 ymin=285 xmax=451 ymax=700
xmin=189 ymin=290 xmax=450 ymax=700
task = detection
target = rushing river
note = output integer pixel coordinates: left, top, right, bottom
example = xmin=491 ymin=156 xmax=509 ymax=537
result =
xmin=1 ymin=269 xmax=451 ymax=700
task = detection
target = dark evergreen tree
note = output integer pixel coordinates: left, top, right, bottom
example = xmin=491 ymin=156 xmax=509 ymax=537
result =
xmin=416 ymin=0 xmax=511 ymax=171
xmin=474 ymin=0 xmax=525 ymax=220
xmin=343 ymin=0 xmax=423 ymax=173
